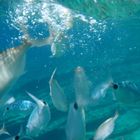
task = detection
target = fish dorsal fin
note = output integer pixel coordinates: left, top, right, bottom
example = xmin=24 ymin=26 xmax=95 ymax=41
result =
xmin=0 ymin=123 xmax=10 ymax=136
xmin=49 ymin=68 xmax=57 ymax=85
xmin=26 ymin=91 xmax=44 ymax=109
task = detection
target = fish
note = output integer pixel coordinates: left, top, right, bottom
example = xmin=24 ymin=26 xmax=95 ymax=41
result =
xmin=0 ymin=24 xmax=53 ymax=105
xmin=3 ymin=100 xmax=36 ymax=119
xmin=110 ymin=81 xmax=140 ymax=107
xmin=0 ymin=123 xmax=10 ymax=136
xmin=74 ymin=66 xmax=91 ymax=107
xmin=65 ymin=102 xmax=86 ymax=140
xmin=92 ymin=79 xmax=112 ymax=101
xmin=25 ymin=92 xmax=51 ymax=137
xmin=94 ymin=112 xmax=119 ymax=140
xmin=49 ymin=68 xmax=68 ymax=112
xmin=5 ymin=100 xmax=36 ymax=112
xmin=0 ymin=37 xmax=33 ymax=106
xmin=57 ymin=0 xmax=140 ymax=19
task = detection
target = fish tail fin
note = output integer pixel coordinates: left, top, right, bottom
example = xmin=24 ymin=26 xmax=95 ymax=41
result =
xmin=20 ymin=23 xmax=54 ymax=48
xmin=24 ymin=35 xmax=54 ymax=48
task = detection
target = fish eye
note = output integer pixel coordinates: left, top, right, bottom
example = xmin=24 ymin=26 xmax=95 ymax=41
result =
xmin=113 ymin=83 xmax=118 ymax=90
xmin=43 ymin=101 xmax=46 ymax=105
xmin=15 ymin=135 xmax=20 ymax=140
xmin=6 ymin=107 xmax=9 ymax=110
xmin=74 ymin=102 xmax=78 ymax=110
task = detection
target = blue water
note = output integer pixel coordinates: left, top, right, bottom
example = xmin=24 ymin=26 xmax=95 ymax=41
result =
xmin=0 ymin=0 xmax=140 ymax=140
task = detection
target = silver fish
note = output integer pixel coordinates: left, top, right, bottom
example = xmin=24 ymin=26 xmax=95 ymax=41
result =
xmin=65 ymin=102 xmax=86 ymax=140
xmin=110 ymin=81 xmax=140 ymax=106
xmin=74 ymin=66 xmax=91 ymax=107
xmin=3 ymin=100 xmax=36 ymax=118
xmin=0 ymin=39 xmax=32 ymax=104
xmin=26 ymin=92 xmax=51 ymax=137
xmin=94 ymin=112 xmax=119 ymax=140
xmin=49 ymin=68 xmax=68 ymax=112
xmin=92 ymin=80 xmax=112 ymax=101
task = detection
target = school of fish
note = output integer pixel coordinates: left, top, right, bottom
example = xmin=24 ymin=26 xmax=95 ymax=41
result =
xmin=0 ymin=0 xmax=140 ymax=140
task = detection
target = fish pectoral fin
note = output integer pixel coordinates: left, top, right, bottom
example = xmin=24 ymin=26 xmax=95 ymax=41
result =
xmin=26 ymin=91 xmax=44 ymax=108
xmin=0 ymin=123 xmax=10 ymax=136
xmin=30 ymin=37 xmax=53 ymax=47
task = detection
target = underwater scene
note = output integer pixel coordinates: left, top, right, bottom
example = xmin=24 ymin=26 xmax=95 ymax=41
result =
xmin=0 ymin=0 xmax=140 ymax=139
